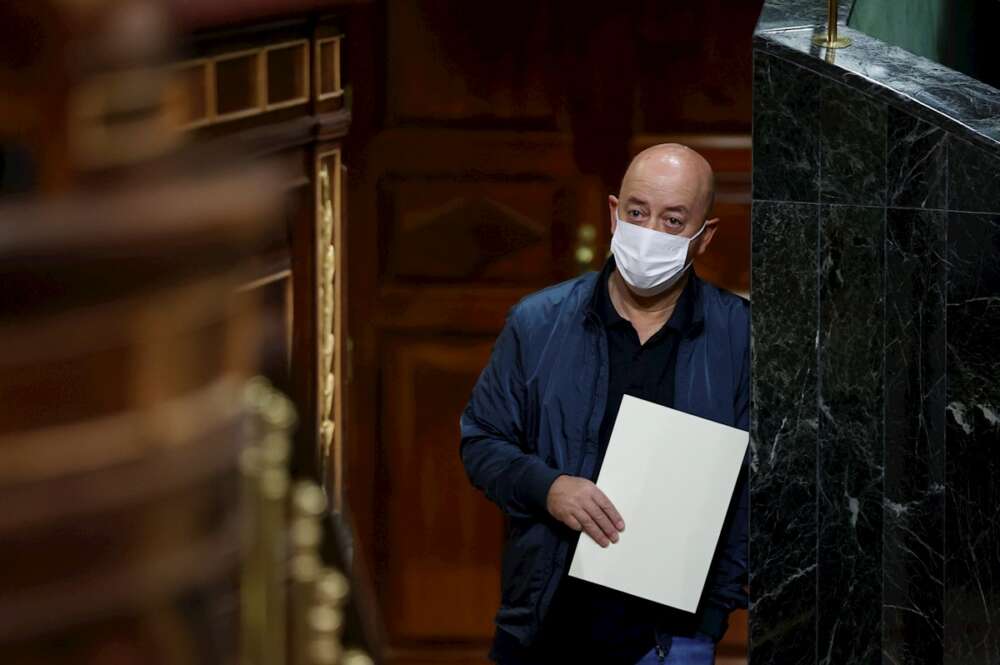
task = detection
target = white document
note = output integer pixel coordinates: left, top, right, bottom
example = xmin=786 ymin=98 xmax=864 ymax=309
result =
xmin=567 ymin=394 xmax=748 ymax=613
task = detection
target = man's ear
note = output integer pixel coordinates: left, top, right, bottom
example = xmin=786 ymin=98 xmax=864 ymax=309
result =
xmin=608 ymin=195 xmax=619 ymax=235
xmin=694 ymin=217 xmax=721 ymax=257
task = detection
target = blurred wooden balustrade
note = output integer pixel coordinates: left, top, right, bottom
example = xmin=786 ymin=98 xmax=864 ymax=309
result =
xmin=0 ymin=160 xmax=278 ymax=663
xmin=0 ymin=0 xmax=380 ymax=663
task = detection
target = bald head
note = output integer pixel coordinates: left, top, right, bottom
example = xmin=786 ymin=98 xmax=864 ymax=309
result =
xmin=620 ymin=143 xmax=715 ymax=220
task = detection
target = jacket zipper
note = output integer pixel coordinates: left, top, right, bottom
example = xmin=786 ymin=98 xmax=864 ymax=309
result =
xmin=654 ymin=627 xmax=665 ymax=662
xmin=654 ymin=627 xmax=670 ymax=662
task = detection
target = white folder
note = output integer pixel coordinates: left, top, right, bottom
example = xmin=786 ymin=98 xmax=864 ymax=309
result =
xmin=567 ymin=394 xmax=748 ymax=613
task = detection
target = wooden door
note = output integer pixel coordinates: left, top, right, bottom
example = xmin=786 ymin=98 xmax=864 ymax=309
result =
xmin=350 ymin=133 xmax=603 ymax=665
xmin=344 ymin=7 xmax=603 ymax=664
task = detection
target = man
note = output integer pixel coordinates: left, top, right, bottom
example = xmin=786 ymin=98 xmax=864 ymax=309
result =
xmin=460 ymin=144 xmax=749 ymax=664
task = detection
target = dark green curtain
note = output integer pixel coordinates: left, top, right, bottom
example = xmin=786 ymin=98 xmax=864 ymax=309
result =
xmin=848 ymin=0 xmax=1000 ymax=89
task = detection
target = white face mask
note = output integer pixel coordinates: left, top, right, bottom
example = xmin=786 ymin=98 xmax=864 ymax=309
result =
xmin=610 ymin=213 xmax=706 ymax=297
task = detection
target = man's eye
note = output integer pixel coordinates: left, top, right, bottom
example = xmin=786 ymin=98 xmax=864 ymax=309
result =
xmin=667 ymin=217 xmax=682 ymax=226
xmin=628 ymin=210 xmax=642 ymax=217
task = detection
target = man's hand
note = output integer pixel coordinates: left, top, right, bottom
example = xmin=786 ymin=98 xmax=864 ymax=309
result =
xmin=545 ymin=475 xmax=625 ymax=547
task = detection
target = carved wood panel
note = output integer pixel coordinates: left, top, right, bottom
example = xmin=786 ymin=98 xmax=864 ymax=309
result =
xmin=377 ymin=175 xmax=562 ymax=286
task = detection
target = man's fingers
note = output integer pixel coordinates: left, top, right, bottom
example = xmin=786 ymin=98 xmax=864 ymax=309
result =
xmin=564 ymin=514 xmax=582 ymax=532
xmin=583 ymin=500 xmax=619 ymax=543
xmin=592 ymin=488 xmax=625 ymax=531
xmin=575 ymin=511 xmax=610 ymax=547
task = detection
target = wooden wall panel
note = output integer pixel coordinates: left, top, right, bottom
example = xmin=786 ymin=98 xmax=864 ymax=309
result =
xmin=386 ymin=2 xmax=559 ymax=126
xmin=378 ymin=176 xmax=559 ymax=285
xmin=379 ymin=335 xmax=504 ymax=646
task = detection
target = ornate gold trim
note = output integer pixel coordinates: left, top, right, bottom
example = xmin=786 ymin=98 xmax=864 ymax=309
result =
xmin=316 ymin=149 xmax=343 ymax=510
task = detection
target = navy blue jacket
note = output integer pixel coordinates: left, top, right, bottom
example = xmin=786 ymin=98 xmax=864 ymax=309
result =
xmin=459 ymin=269 xmax=750 ymax=647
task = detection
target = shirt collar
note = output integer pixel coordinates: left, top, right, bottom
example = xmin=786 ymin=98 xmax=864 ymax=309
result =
xmin=588 ymin=255 xmax=703 ymax=338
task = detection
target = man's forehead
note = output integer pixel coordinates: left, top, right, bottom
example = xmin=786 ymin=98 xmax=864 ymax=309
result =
xmin=625 ymin=146 xmax=711 ymax=181
xmin=622 ymin=169 xmax=704 ymax=201
xmin=620 ymin=144 xmax=714 ymax=211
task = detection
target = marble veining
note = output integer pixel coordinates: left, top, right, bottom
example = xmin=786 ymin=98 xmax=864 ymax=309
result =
xmin=755 ymin=0 xmax=852 ymax=33
xmin=750 ymin=201 xmax=818 ymax=665
xmin=883 ymin=209 xmax=946 ymax=664
xmin=754 ymin=24 xmax=1000 ymax=154
xmin=817 ymin=204 xmax=884 ymax=665
xmin=753 ymin=51 xmax=820 ymax=203
xmin=948 ymin=136 xmax=1000 ymax=214
xmin=752 ymin=3 xmax=1000 ymax=663
xmin=944 ymin=212 xmax=1000 ymax=664
xmin=887 ymin=109 xmax=947 ymax=210
xmin=819 ymin=78 xmax=886 ymax=205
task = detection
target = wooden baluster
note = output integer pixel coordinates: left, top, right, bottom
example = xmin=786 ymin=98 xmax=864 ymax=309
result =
xmin=291 ymin=482 xmax=327 ymax=665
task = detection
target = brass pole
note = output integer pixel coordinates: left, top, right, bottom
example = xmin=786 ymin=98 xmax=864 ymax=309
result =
xmin=826 ymin=0 xmax=837 ymax=43
xmin=812 ymin=0 xmax=851 ymax=49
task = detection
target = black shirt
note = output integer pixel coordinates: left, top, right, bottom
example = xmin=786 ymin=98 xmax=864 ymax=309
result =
xmin=492 ymin=257 xmax=697 ymax=664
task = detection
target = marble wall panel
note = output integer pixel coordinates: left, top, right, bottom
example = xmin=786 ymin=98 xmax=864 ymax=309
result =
xmin=753 ymin=6 xmax=1000 ymax=660
xmin=816 ymin=204 xmax=884 ymax=665
xmin=887 ymin=109 xmax=947 ymax=210
xmin=819 ymin=80 xmax=886 ymax=206
xmin=883 ymin=208 xmax=946 ymax=664
xmin=948 ymin=137 xmax=1000 ymax=214
xmin=753 ymin=52 xmax=820 ymax=203
xmin=755 ymin=16 xmax=1000 ymax=150
xmin=749 ymin=201 xmax=818 ymax=665
xmin=944 ymin=212 xmax=1000 ymax=665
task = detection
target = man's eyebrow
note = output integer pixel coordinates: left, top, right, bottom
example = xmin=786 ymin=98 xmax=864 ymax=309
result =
xmin=624 ymin=196 xmax=648 ymax=206
xmin=662 ymin=204 xmax=689 ymax=213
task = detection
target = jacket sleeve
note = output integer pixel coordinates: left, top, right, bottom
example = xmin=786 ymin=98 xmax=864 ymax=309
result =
xmin=698 ymin=311 xmax=750 ymax=639
xmin=459 ymin=308 xmax=562 ymax=521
